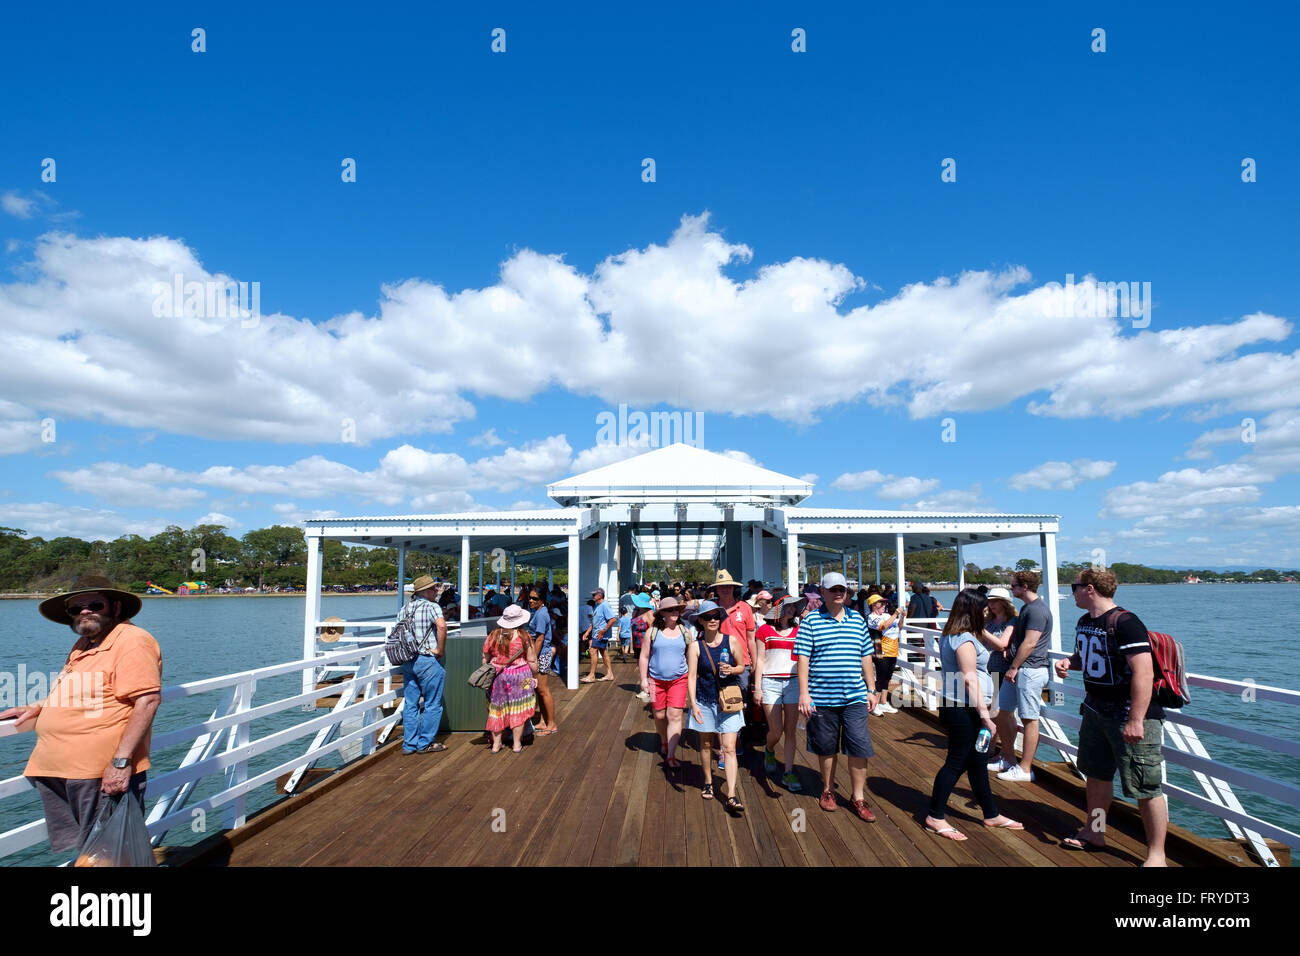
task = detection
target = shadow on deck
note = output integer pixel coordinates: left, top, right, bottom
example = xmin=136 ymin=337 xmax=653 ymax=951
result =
xmin=176 ymin=663 xmax=1239 ymax=867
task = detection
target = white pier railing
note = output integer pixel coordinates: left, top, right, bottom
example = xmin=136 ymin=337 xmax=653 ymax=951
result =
xmin=0 ymin=638 xmax=400 ymax=864
xmin=894 ymin=623 xmax=1300 ymax=867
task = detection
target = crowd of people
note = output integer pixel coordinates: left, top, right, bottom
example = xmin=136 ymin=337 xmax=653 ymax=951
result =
xmin=398 ymin=566 xmax=1169 ymax=864
xmin=1 ymin=565 xmax=1169 ymax=867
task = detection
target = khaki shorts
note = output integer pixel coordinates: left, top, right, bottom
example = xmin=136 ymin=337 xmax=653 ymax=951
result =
xmin=1077 ymin=705 xmax=1164 ymax=800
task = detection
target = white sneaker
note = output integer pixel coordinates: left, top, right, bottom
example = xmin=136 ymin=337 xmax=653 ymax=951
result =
xmin=988 ymin=756 xmax=1014 ymax=774
xmin=881 ymin=703 xmax=899 ymax=714
xmin=998 ymin=765 xmax=1034 ymax=782
xmin=872 ymin=704 xmax=887 ymax=717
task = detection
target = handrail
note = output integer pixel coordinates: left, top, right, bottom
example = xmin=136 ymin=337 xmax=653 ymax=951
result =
xmin=0 ymin=645 xmax=400 ymax=864
xmin=160 ymin=645 xmax=387 ymax=700
xmin=891 ymin=623 xmax=1300 ymax=858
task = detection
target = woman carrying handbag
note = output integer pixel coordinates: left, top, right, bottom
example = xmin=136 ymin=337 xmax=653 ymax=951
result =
xmin=686 ymin=601 xmax=746 ymax=815
xmin=480 ymin=605 xmax=538 ymax=754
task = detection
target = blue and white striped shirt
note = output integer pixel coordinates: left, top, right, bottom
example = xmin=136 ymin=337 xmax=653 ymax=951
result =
xmin=792 ymin=607 xmax=872 ymax=707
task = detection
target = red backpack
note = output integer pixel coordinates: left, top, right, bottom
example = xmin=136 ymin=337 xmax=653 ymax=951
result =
xmin=1103 ymin=608 xmax=1190 ymax=709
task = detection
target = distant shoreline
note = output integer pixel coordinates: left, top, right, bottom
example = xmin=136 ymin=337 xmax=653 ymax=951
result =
xmin=4 ymin=580 xmax=1289 ymax=603
xmin=0 ymin=590 xmax=403 ymax=601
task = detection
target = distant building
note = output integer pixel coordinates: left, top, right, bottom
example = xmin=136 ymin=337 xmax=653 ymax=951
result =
xmin=1184 ymin=574 xmax=1201 ymax=584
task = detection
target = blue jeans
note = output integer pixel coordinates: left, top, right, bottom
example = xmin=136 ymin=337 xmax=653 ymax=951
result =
xmin=401 ymin=654 xmax=446 ymax=752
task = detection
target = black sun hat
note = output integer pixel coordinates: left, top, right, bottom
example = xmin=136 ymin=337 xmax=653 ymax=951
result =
xmin=38 ymin=574 xmax=142 ymax=626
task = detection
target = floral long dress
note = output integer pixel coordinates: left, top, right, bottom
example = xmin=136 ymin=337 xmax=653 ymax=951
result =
xmin=482 ymin=632 xmax=536 ymax=732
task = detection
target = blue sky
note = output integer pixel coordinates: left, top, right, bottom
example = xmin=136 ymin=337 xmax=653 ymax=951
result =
xmin=2 ymin=1 xmax=1298 ymax=570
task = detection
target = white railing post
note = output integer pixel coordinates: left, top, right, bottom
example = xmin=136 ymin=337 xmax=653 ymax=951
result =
xmin=303 ymin=531 xmax=323 ymax=700
xmin=223 ymin=677 xmax=256 ymax=829
xmin=146 ymin=684 xmax=238 ymax=844
xmin=1164 ymin=720 xmax=1278 ymax=866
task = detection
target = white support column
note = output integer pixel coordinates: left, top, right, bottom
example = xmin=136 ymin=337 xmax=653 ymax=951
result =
xmin=1041 ymin=532 xmax=1062 ymax=652
xmin=956 ymin=542 xmax=965 ymax=592
xmin=459 ymin=535 xmax=470 ymax=623
xmin=396 ymin=545 xmax=406 ymax=612
xmin=895 ymin=533 xmax=906 ymax=611
xmin=605 ymin=529 xmax=619 ymax=600
xmin=786 ymin=532 xmax=799 ymax=597
xmin=1039 ymin=529 xmax=1075 ymax=768
xmin=567 ymin=534 xmax=580 ymax=690
xmin=598 ymin=525 xmax=610 ymax=598
xmin=302 ymin=532 xmax=323 ymax=698
xmin=751 ymin=525 xmax=763 ymax=584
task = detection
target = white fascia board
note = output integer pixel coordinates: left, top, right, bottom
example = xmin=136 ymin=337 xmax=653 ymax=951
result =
xmin=784 ymin=514 xmax=1059 ymax=536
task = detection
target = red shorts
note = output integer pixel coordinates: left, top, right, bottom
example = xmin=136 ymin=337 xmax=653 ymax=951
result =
xmin=652 ymin=675 xmax=688 ymax=711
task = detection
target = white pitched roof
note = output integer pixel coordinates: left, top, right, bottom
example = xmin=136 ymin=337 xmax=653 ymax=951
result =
xmin=547 ymin=443 xmax=812 ymax=506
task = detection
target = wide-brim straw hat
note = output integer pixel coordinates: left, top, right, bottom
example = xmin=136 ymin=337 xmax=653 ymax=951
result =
xmin=653 ymin=596 xmax=685 ymax=621
xmin=319 ymin=616 xmax=346 ymax=643
xmin=498 ymin=604 xmax=530 ymax=629
xmin=40 ymin=574 xmax=142 ymax=626
xmin=410 ymin=575 xmax=438 ymax=595
xmin=712 ymin=570 xmax=742 ymax=591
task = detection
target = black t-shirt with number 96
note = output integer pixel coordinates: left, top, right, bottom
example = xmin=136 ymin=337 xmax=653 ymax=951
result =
xmin=1073 ymin=609 xmax=1164 ymax=720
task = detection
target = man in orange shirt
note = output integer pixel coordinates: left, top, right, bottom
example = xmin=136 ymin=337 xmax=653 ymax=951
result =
xmin=0 ymin=575 xmax=162 ymax=854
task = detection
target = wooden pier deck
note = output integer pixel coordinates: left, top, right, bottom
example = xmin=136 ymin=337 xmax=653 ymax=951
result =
xmin=180 ymin=663 xmax=1239 ymax=867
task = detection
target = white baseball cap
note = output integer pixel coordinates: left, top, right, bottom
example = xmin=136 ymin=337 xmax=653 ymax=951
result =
xmin=820 ymin=572 xmax=848 ymax=589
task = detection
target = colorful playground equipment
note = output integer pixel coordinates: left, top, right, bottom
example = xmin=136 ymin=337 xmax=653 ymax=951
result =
xmin=146 ymin=580 xmax=209 ymax=595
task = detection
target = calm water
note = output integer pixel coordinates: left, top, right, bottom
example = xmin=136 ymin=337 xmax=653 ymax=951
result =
xmin=2 ymin=584 xmax=1298 ymax=865
xmin=0 ymin=594 xmax=401 ymax=866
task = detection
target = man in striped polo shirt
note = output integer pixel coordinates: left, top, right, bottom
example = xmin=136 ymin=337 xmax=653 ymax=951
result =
xmin=795 ymin=572 xmax=880 ymax=821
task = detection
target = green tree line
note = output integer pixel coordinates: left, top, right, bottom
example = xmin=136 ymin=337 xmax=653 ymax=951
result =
xmin=0 ymin=524 xmax=529 ymax=593
xmin=1 ymin=526 xmax=1293 ymax=594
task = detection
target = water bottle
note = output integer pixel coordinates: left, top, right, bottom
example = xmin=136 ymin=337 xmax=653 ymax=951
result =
xmin=975 ymin=728 xmax=992 ymax=754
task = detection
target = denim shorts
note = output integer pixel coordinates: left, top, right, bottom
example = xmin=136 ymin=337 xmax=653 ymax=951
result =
xmin=996 ymin=666 xmax=1048 ymax=721
xmin=806 ymin=702 xmax=875 ymax=759
xmin=689 ymin=697 xmax=745 ymax=735
xmin=760 ymin=675 xmax=799 ymax=706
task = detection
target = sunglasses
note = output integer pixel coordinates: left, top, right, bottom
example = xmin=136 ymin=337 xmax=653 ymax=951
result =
xmin=1070 ymin=583 xmax=1090 ymax=592
xmin=66 ymin=600 xmax=108 ymax=614
xmin=825 ymin=587 xmax=847 ymax=595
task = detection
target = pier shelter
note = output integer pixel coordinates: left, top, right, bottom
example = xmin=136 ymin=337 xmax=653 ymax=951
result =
xmin=301 ymin=443 xmax=1062 ymax=692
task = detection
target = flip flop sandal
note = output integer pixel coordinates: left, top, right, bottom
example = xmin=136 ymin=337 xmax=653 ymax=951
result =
xmin=984 ymin=818 xmax=1024 ymax=830
xmin=701 ymin=784 xmax=714 ymax=800
xmin=665 ymin=757 xmax=681 ymax=770
xmin=1062 ymin=829 xmax=1103 ymax=851
xmin=725 ymin=796 xmax=745 ymax=816
xmin=925 ymin=824 xmax=968 ymax=842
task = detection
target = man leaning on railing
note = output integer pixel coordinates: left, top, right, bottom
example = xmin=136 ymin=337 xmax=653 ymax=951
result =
xmin=0 ymin=574 xmax=162 ymax=856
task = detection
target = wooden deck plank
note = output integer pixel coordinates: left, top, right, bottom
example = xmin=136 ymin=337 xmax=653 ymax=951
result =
xmin=531 ymin=682 xmax=627 ymax=867
xmin=590 ymin=743 xmax=643 ymax=866
xmin=475 ymin=676 xmax=607 ymax=867
xmin=559 ymin=688 xmax=646 ymax=866
xmin=204 ymin=663 xmax=1206 ymax=868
